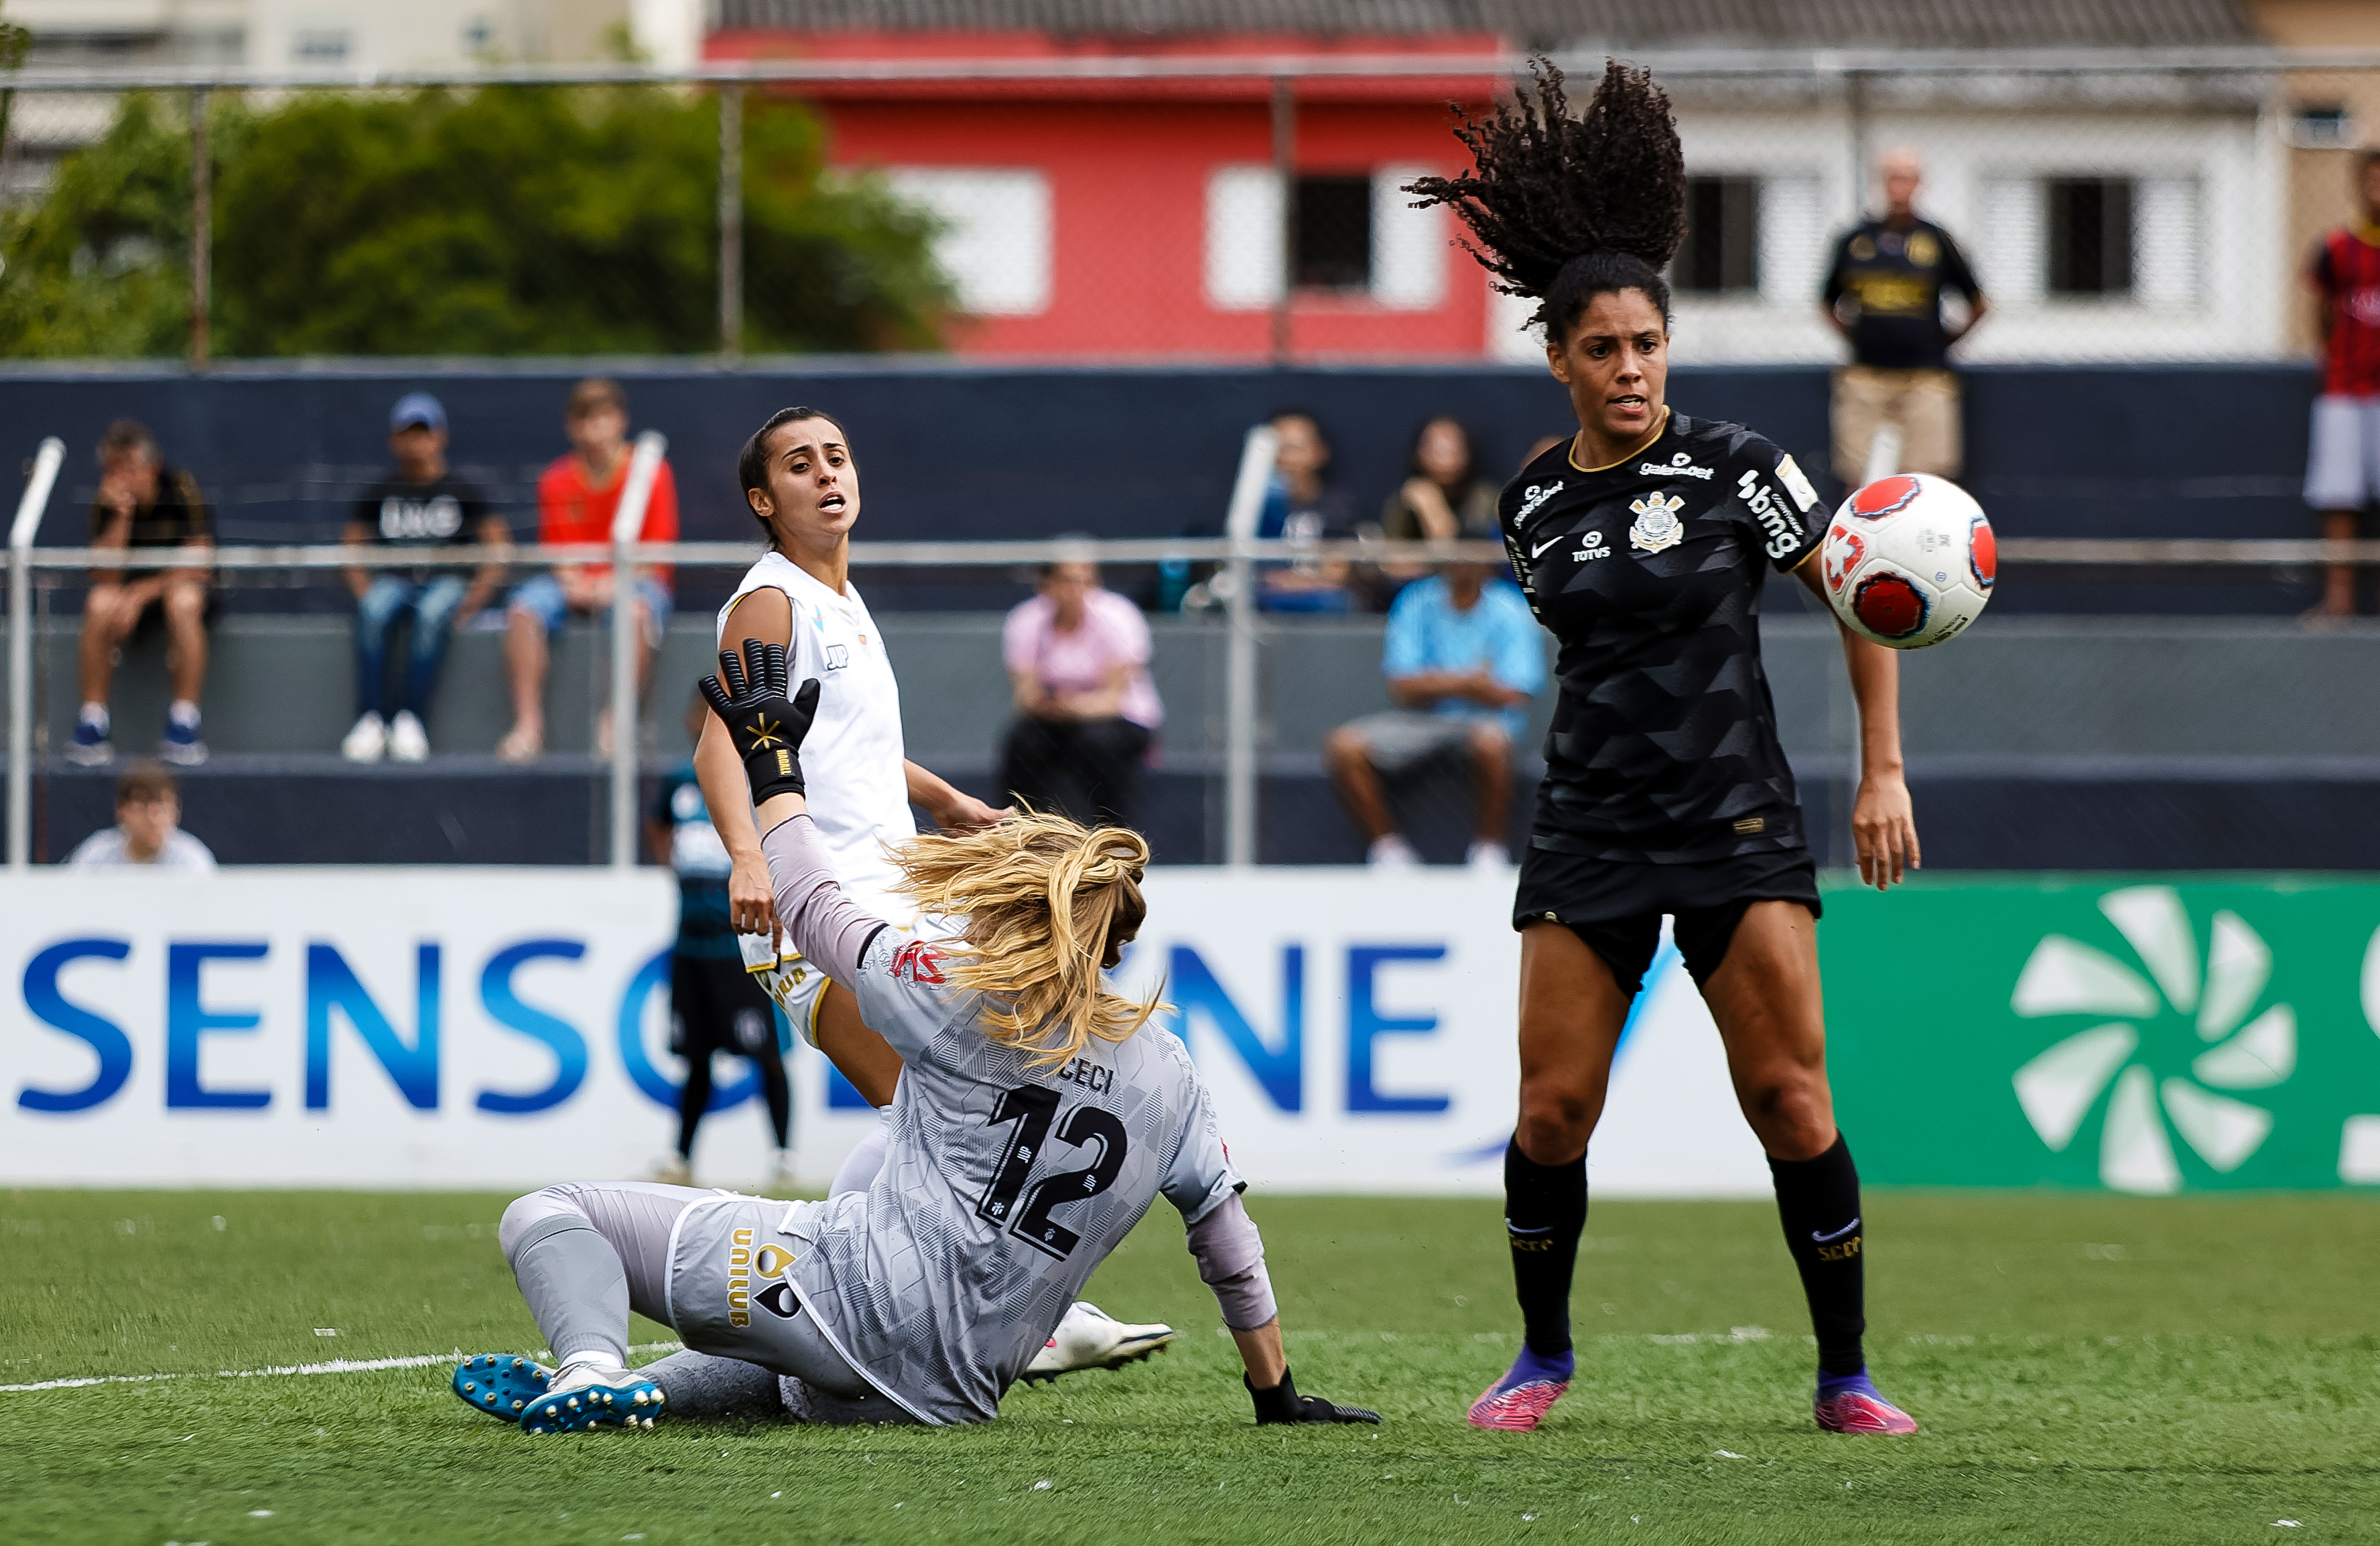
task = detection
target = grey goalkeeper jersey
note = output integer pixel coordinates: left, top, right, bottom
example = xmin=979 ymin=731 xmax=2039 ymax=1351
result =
xmin=752 ymin=817 xmax=1244 ymax=1425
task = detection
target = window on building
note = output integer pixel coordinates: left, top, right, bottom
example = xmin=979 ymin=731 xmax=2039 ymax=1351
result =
xmin=1293 ymin=175 xmax=1372 ymax=291
xmin=2046 ymin=178 xmax=2133 ymax=296
xmin=290 ymin=27 xmax=352 ymax=62
xmin=1674 ymin=175 xmax=1760 ymax=295
xmin=880 ymin=168 xmax=1052 ymax=317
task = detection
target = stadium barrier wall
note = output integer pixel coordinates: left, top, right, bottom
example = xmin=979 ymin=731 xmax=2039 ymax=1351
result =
xmin=0 ymin=360 xmax=2328 ymax=614
xmin=3 ymin=869 xmax=2377 ymax=1196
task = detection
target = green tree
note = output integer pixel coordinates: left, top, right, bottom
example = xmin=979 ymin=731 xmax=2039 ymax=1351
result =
xmin=0 ymin=84 xmax=949 ymax=358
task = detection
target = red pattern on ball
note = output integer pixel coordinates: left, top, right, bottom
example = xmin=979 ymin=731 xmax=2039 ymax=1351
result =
xmin=1852 ymin=572 xmax=1928 ymax=639
xmin=1970 ymin=516 xmax=1997 ymax=588
xmin=1847 ymin=474 xmax=1923 ymax=520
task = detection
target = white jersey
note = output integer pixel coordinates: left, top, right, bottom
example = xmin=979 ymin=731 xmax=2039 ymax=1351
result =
xmin=719 ymin=551 xmax=913 ymax=917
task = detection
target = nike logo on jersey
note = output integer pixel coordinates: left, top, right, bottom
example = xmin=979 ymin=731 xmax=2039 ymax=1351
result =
xmin=1810 ymin=1216 xmax=1861 ymax=1243
xmin=1528 ymin=533 xmax=1568 ymax=558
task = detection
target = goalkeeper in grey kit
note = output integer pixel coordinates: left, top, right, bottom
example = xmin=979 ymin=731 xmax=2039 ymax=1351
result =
xmin=453 ymin=638 xmax=1378 ymax=1433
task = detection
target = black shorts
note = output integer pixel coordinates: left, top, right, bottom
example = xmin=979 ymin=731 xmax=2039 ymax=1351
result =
xmin=669 ymin=954 xmax=777 ymax=1060
xmin=1512 ymin=843 xmax=1821 ymax=998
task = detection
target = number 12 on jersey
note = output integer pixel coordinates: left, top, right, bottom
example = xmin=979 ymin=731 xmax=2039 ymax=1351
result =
xmin=974 ymin=1084 xmax=1130 ymax=1259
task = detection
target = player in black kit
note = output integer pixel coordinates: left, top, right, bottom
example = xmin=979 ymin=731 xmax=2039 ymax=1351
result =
xmin=1408 ymin=60 xmax=1922 ymax=1437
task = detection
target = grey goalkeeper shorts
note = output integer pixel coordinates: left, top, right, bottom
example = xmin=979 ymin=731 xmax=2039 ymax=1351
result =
xmin=1339 ymin=710 xmax=1496 ymax=775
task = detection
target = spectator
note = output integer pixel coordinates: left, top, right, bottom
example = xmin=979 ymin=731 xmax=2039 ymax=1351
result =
xmin=67 ymin=420 xmax=214 ymax=768
xmin=1257 ymin=410 xmax=1362 ymax=613
xmin=2302 ymin=149 xmax=2380 ymax=620
xmin=500 ymin=377 xmax=679 ymax=762
xmin=1821 ymin=148 xmax=1989 ymax=487
xmin=66 ymin=760 xmax=215 ymax=870
xmin=1378 ymin=415 xmax=1501 ymax=599
xmin=1321 ymin=560 xmax=1542 ymax=869
xmin=1000 ymin=555 xmax=1163 ymax=827
xmin=340 ymin=393 xmax=510 ymax=763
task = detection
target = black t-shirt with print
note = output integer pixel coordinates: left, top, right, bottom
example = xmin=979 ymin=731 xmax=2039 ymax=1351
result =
xmin=1821 ymin=217 xmax=1981 ymax=370
xmin=88 ymin=464 xmax=211 ymax=565
xmin=1498 ymin=411 xmax=1829 ymax=864
xmin=354 ymin=472 xmax=493 ymax=580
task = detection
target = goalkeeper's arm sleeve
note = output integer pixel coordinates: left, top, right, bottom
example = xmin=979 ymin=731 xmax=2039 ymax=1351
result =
xmin=1185 ymin=1192 xmax=1276 ymax=1331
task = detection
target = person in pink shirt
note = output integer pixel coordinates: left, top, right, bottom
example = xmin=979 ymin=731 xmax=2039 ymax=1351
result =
xmin=1000 ymin=557 xmax=1162 ymax=827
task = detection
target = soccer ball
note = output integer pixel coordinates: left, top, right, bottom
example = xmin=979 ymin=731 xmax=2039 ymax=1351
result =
xmin=1817 ymin=473 xmax=1996 ymax=649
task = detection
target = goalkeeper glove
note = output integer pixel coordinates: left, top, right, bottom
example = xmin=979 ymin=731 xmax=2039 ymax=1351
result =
xmin=699 ymin=638 xmax=821 ymax=806
xmin=1247 ymin=1366 xmax=1380 ymax=1425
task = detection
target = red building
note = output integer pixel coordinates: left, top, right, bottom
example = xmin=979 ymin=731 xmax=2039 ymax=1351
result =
xmin=708 ymin=3 xmax=1515 ymax=359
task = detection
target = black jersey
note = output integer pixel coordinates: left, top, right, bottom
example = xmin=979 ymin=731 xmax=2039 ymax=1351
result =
xmin=1499 ymin=411 xmax=1827 ymax=865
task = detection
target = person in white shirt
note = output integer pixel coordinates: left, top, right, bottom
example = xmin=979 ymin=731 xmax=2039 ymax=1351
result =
xmin=67 ymin=760 xmax=216 ymax=870
xmin=694 ymin=407 xmax=1173 ymax=1381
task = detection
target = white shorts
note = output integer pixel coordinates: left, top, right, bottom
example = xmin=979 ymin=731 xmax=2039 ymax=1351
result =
xmin=2305 ymin=395 xmax=2380 ymax=510
xmin=739 ymin=933 xmax=830 ymax=1049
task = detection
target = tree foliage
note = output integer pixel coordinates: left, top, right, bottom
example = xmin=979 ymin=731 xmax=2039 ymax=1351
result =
xmin=0 ymin=85 xmax=951 ymax=358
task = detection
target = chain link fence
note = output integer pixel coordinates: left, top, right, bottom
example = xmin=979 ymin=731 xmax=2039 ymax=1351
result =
xmin=0 ymin=51 xmax=2374 ymax=364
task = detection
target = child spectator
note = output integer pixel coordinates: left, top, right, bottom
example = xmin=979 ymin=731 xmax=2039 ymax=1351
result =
xmin=1000 ymin=556 xmax=1162 ymax=827
xmin=340 ymin=393 xmax=511 ymax=763
xmin=499 ymin=377 xmax=679 ymax=761
xmin=67 ymin=420 xmax=214 ymax=768
xmin=67 ymin=760 xmax=215 ymax=869
xmin=1378 ymin=416 xmax=1500 ymax=600
xmin=1256 ymin=410 xmax=1362 ymax=613
xmin=1321 ymin=561 xmax=1542 ymax=869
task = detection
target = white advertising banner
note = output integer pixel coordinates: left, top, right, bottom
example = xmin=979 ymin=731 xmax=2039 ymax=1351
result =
xmin=0 ymin=868 xmax=1769 ymax=1197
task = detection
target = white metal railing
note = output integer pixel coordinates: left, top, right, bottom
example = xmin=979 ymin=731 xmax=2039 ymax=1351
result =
xmin=6 ymin=421 xmax=2376 ymax=869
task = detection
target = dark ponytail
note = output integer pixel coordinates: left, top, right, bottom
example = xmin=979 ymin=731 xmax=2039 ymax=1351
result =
xmin=1406 ymin=58 xmax=1686 ymax=342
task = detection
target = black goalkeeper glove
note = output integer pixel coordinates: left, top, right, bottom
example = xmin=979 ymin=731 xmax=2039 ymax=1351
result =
xmin=698 ymin=638 xmax=821 ymax=806
xmin=1247 ymin=1366 xmax=1380 ymax=1426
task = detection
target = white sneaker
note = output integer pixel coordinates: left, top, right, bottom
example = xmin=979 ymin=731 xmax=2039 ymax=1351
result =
xmin=387 ymin=710 xmax=429 ymax=762
xmin=649 ymin=1154 xmax=691 ymax=1186
xmin=1467 ymin=840 xmax=1512 ymax=871
xmin=1018 ymin=1301 xmax=1174 ymax=1384
xmin=341 ymin=712 xmax=386 ymax=764
xmin=1367 ymin=833 xmax=1420 ymax=870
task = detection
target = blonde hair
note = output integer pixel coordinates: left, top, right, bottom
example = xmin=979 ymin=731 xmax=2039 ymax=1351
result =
xmin=890 ymin=810 xmax=1163 ymax=1071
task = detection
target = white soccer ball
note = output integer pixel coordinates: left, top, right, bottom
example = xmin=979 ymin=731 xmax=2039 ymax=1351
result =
xmin=1817 ymin=472 xmax=1997 ymax=649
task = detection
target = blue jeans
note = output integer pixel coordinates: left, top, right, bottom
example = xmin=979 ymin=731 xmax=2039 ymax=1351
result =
xmin=355 ymin=574 xmax=468 ymax=720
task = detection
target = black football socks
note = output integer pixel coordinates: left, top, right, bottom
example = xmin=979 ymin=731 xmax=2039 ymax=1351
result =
xmin=1768 ymin=1131 xmax=1867 ymax=1379
xmin=1503 ymin=1137 xmax=1589 ymax=1360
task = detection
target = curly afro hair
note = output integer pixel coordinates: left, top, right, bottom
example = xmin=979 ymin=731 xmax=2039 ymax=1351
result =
xmin=1406 ymin=58 xmax=1686 ymax=344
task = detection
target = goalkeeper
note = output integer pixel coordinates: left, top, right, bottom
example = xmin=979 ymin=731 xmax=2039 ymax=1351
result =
xmin=454 ymin=640 xmax=1378 ymax=1433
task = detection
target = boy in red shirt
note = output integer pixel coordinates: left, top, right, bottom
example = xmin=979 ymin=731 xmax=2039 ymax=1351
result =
xmin=500 ymin=377 xmax=680 ymax=760
xmin=2305 ymin=151 xmax=2380 ymax=619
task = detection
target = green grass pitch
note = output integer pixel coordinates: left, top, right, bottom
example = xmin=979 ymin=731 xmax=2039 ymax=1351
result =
xmin=3 ymin=1189 xmax=2375 ymax=1545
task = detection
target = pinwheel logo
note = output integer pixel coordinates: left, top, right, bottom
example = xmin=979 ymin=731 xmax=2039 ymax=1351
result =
xmin=2008 ymin=886 xmax=2295 ymax=1194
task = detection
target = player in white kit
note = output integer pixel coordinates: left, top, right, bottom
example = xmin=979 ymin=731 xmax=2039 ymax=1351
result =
xmin=453 ymin=639 xmax=1379 ymax=1432
xmin=694 ymin=406 xmax=1166 ymax=1377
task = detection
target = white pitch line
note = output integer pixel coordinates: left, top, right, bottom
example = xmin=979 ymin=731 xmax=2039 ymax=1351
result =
xmin=0 ymin=1341 xmax=685 ymax=1395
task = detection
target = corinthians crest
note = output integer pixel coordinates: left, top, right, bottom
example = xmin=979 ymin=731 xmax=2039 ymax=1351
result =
xmin=1628 ymin=490 xmax=1685 ymax=553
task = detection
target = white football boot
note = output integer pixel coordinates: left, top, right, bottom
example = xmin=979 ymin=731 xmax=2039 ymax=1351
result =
xmin=1018 ymin=1301 xmax=1175 ymax=1384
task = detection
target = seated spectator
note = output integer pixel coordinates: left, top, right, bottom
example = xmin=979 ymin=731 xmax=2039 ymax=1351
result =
xmin=68 ymin=420 xmax=214 ymax=768
xmin=340 ymin=393 xmax=510 ymax=764
xmin=1322 ymin=560 xmax=1542 ymax=870
xmin=1000 ymin=555 xmax=1163 ymax=827
xmin=67 ymin=760 xmax=215 ymax=870
xmin=1257 ymin=410 xmax=1362 ymax=614
xmin=1378 ymin=415 xmax=1502 ymax=602
xmin=501 ymin=376 xmax=678 ymax=762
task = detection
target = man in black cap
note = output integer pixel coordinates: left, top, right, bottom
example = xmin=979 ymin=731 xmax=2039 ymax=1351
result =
xmin=340 ymin=392 xmax=510 ymax=762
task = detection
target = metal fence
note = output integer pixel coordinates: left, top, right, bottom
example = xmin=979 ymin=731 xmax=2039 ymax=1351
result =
xmin=5 ymin=48 xmax=2380 ymax=366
